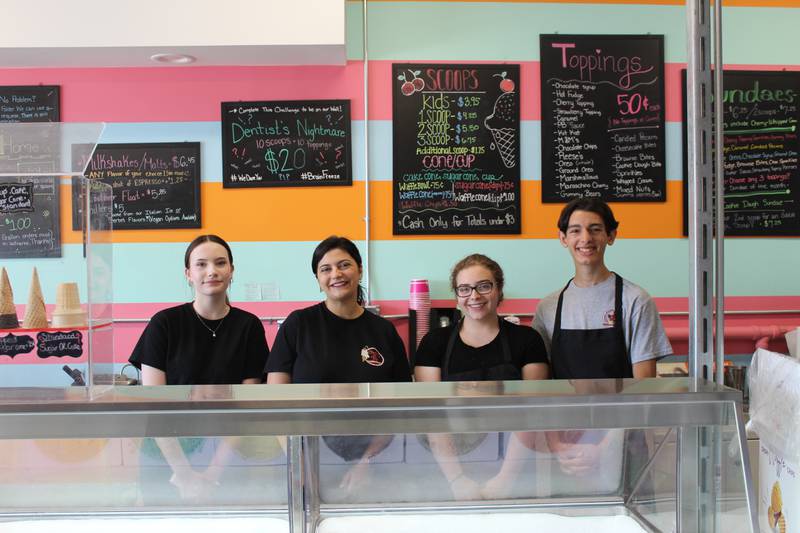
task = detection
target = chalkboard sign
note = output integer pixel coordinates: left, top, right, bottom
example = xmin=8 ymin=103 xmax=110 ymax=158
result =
xmin=37 ymin=330 xmax=83 ymax=358
xmin=0 ymin=86 xmax=59 ymax=123
xmin=540 ymin=35 xmax=666 ymax=203
xmin=682 ymin=70 xmax=800 ymax=236
xmin=0 ymin=87 xmax=61 ymax=258
xmin=0 ymin=176 xmax=60 ymax=259
xmin=221 ymin=100 xmax=352 ymax=188
xmin=73 ymin=143 xmax=201 ymax=230
xmin=392 ymin=64 xmax=521 ymax=235
xmin=0 ymin=333 xmax=35 ymax=358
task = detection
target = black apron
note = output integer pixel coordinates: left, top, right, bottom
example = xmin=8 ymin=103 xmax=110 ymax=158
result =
xmin=551 ymin=273 xmax=632 ymax=380
xmin=441 ymin=318 xmax=521 ymax=381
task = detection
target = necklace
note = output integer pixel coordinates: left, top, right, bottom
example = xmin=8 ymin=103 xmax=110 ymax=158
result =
xmin=193 ymin=306 xmax=229 ymax=338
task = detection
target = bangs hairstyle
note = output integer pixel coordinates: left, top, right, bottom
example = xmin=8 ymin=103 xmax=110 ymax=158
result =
xmin=184 ymin=234 xmax=234 ymax=268
xmin=557 ymin=197 xmax=619 ymax=235
xmin=450 ymin=253 xmax=505 ymax=303
xmin=311 ymin=236 xmax=365 ymax=305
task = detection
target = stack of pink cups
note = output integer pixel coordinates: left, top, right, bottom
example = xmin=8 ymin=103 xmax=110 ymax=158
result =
xmin=409 ymin=279 xmax=431 ymax=348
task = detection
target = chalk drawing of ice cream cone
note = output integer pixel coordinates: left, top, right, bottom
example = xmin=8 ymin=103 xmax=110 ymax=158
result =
xmin=484 ymin=91 xmax=517 ymax=169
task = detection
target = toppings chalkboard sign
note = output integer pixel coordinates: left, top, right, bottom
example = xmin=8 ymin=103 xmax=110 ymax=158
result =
xmin=682 ymin=70 xmax=800 ymax=236
xmin=0 ymin=86 xmax=59 ymax=123
xmin=72 ymin=142 xmax=201 ymax=230
xmin=392 ymin=64 xmax=521 ymax=235
xmin=0 ymin=176 xmax=60 ymax=259
xmin=221 ymin=99 xmax=352 ymax=188
xmin=540 ymin=35 xmax=666 ymax=203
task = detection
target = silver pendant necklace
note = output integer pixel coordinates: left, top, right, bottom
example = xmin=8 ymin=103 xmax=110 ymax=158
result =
xmin=194 ymin=306 xmax=228 ymax=338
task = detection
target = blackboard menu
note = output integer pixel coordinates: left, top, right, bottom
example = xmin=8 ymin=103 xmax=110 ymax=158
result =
xmin=221 ymin=99 xmax=352 ymax=188
xmin=540 ymin=35 xmax=666 ymax=202
xmin=682 ymin=70 xmax=800 ymax=236
xmin=392 ymin=64 xmax=521 ymax=235
xmin=37 ymin=330 xmax=83 ymax=358
xmin=0 ymin=333 xmax=35 ymax=358
xmin=0 ymin=86 xmax=59 ymax=123
xmin=73 ymin=143 xmax=201 ymax=230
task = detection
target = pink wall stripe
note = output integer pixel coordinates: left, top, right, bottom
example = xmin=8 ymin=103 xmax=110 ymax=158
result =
xmin=0 ymin=63 xmax=368 ymax=122
xmin=4 ymin=296 xmax=798 ymax=366
xmin=3 ymin=62 xmax=799 ymax=123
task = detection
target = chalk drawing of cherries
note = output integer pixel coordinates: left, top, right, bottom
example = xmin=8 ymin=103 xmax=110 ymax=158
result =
xmin=398 ymin=70 xmax=425 ymax=96
xmin=494 ymin=71 xmax=515 ymax=93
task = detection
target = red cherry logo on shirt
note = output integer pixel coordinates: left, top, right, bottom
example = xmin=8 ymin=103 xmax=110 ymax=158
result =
xmin=361 ymin=346 xmax=385 ymax=366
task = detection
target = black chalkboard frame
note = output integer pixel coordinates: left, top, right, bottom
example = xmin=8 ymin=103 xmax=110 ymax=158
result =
xmin=221 ymin=99 xmax=353 ymax=189
xmin=391 ymin=63 xmax=522 ymax=236
xmin=0 ymin=85 xmax=60 ymax=123
xmin=540 ymin=34 xmax=667 ymax=203
xmin=681 ymin=69 xmax=800 ymax=237
xmin=73 ymin=142 xmax=202 ymax=231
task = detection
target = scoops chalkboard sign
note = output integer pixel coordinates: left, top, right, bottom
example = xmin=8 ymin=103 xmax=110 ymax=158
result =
xmin=221 ymin=99 xmax=352 ymax=188
xmin=73 ymin=143 xmax=201 ymax=230
xmin=0 ymin=86 xmax=59 ymax=123
xmin=392 ymin=64 xmax=521 ymax=235
xmin=682 ymin=70 xmax=800 ymax=236
xmin=540 ymin=35 xmax=666 ymax=203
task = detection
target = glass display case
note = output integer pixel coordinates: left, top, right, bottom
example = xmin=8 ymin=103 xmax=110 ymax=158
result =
xmin=0 ymin=378 xmax=755 ymax=532
xmin=0 ymin=123 xmax=112 ymax=388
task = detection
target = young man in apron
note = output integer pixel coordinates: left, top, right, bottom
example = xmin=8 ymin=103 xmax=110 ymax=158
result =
xmin=532 ymin=197 xmax=672 ymax=493
xmin=533 ymin=197 xmax=672 ymax=378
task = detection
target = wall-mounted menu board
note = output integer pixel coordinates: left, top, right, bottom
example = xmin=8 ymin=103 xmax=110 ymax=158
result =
xmin=392 ymin=64 xmax=521 ymax=235
xmin=72 ymin=143 xmax=201 ymax=230
xmin=540 ymin=35 xmax=666 ymax=203
xmin=682 ymin=70 xmax=800 ymax=236
xmin=0 ymin=86 xmax=59 ymax=123
xmin=0 ymin=177 xmax=60 ymax=258
xmin=221 ymin=99 xmax=352 ymax=188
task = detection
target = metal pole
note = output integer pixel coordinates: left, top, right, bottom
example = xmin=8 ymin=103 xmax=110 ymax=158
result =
xmin=686 ymin=0 xmax=715 ymax=382
xmin=362 ymin=0 xmax=372 ymax=306
xmin=685 ymin=0 xmax=716 ymax=531
xmin=287 ymin=436 xmax=305 ymax=533
xmin=713 ymin=0 xmax=726 ymax=387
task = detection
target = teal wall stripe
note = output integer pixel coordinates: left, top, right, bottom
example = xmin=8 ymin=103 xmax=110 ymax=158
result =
xmin=97 ymin=120 xmax=684 ymax=182
xmin=348 ymin=2 xmax=799 ymax=65
xmin=5 ymin=239 xmax=789 ymax=305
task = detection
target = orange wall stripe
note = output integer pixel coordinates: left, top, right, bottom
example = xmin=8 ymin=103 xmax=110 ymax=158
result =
xmin=61 ymin=180 xmax=684 ymax=243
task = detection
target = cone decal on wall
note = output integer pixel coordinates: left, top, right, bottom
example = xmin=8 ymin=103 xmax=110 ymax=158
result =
xmin=22 ymin=267 xmax=48 ymax=329
xmin=0 ymin=267 xmax=20 ymax=329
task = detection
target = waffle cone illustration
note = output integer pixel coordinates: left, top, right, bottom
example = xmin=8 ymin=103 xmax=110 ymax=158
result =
xmin=768 ymin=481 xmax=786 ymax=533
xmin=51 ymin=282 xmax=87 ymax=328
xmin=22 ymin=267 xmax=48 ymax=329
xmin=0 ymin=267 xmax=19 ymax=329
xmin=484 ymin=91 xmax=518 ymax=169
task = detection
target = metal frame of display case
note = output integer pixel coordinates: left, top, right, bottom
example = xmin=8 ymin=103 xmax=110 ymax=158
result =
xmin=0 ymin=379 xmax=757 ymax=532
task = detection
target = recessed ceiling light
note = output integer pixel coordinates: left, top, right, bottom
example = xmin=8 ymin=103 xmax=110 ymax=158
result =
xmin=149 ymin=53 xmax=196 ymax=65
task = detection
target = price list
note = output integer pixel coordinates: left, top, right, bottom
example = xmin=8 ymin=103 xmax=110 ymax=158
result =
xmin=682 ymin=70 xmax=800 ymax=236
xmin=393 ymin=64 xmax=521 ymax=235
xmin=541 ymin=35 xmax=666 ymax=203
xmin=221 ymin=100 xmax=352 ymax=188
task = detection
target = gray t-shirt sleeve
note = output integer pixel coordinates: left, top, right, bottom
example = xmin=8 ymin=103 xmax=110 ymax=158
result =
xmin=532 ymin=293 xmax=557 ymax=357
xmin=625 ymin=289 xmax=673 ymax=364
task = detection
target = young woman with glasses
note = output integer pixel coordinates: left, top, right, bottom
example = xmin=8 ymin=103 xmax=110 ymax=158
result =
xmin=413 ymin=254 xmax=549 ymax=498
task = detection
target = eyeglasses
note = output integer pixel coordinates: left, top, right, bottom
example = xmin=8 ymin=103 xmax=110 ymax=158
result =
xmin=455 ymin=281 xmax=494 ymax=297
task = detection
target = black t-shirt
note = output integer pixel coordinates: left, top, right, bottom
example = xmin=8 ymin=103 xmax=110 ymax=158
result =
xmin=414 ymin=320 xmax=548 ymax=378
xmin=129 ymin=303 xmax=269 ymax=385
xmin=265 ymin=302 xmax=412 ymax=384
